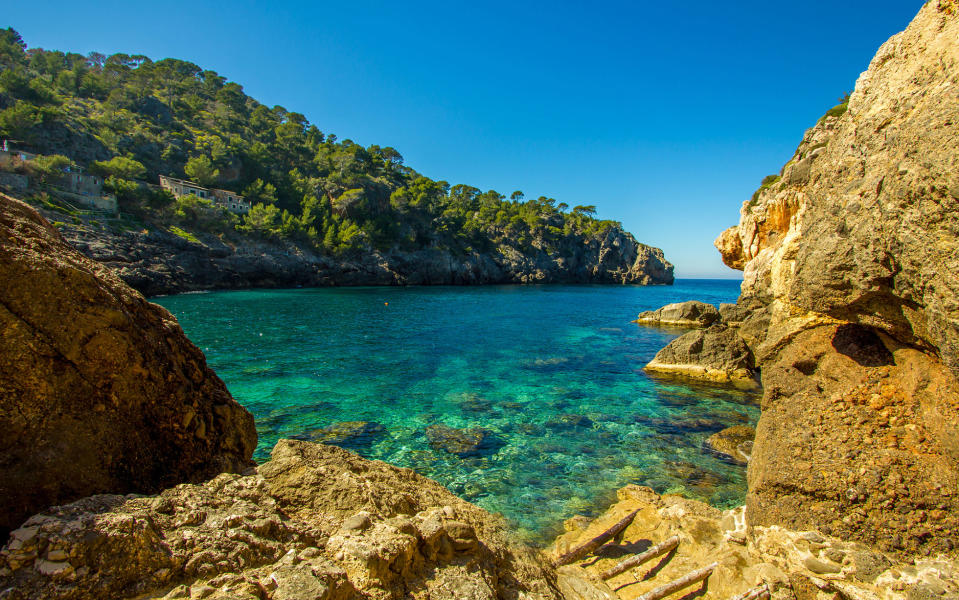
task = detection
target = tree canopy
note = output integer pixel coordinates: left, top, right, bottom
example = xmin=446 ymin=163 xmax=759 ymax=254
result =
xmin=0 ymin=29 xmax=625 ymax=256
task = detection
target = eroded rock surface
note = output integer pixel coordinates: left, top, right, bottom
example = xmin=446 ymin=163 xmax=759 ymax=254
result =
xmin=704 ymin=426 xmax=755 ymax=465
xmin=712 ymin=1 xmax=959 ymax=558
xmin=0 ymin=194 xmax=256 ymax=540
xmin=633 ymin=301 xmax=720 ymax=328
xmin=550 ymin=485 xmax=959 ymax=600
xmin=644 ymin=325 xmax=757 ymax=387
xmin=0 ymin=440 xmax=568 ymax=600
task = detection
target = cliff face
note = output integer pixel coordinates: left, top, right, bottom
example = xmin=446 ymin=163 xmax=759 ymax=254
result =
xmin=0 ymin=194 xmax=257 ymax=540
xmin=55 ymin=219 xmax=672 ymax=296
xmin=716 ymin=1 xmax=959 ymax=557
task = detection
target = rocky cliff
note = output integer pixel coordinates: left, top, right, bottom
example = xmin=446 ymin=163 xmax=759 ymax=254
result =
xmin=50 ymin=215 xmax=672 ymax=297
xmin=715 ymin=0 xmax=959 ymax=558
xmin=0 ymin=194 xmax=257 ymax=540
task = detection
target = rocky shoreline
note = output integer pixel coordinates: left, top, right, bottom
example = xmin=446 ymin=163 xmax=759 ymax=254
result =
xmin=3 ymin=2 xmax=959 ymax=599
xmin=44 ymin=210 xmax=674 ymax=297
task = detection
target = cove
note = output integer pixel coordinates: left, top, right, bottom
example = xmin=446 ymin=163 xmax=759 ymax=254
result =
xmin=154 ymin=279 xmax=757 ymax=543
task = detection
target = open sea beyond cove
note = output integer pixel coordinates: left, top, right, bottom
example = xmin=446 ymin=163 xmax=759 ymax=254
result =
xmin=155 ymin=279 xmax=758 ymax=543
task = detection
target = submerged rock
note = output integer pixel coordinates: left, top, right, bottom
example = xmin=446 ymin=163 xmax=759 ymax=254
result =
xmin=633 ymin=300 xmax=720 ymax=328
xmin=424 ymin=424 xmax=503 ymax=457
xmin=545 ymin=414 xmax=595 ymax=431
xmin=704 ymin=425 xmax=756 ymax=465
xmin=0 ymin=194 xmax=256 ymax=540
xmin=644 ymin=325 xmax=757 ymax=388
xmin=294 ymin=421 xmax=386 ymax=448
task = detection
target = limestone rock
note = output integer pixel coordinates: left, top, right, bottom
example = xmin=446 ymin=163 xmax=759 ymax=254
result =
xmin=633 ymin=301 xmax=720 ymax=328
xmin=644 ymin=325 xmax=757 ymax=387
xmin=704 ymin=426 xmax=755 ymax=465
xmin=710 ymin=2 xmax=959 ymax=558
xmin=551 ymin=484 xmax=959 ymax=600
xmin=51 ymin=209 xmax=674 ymax=295
xmin=747 ymin=325 xmax=959 ymax=557
xmin=0 ymin=194 xmax=256 ymax=540
xmin=0 ymin=440 xmax=566 ymax=600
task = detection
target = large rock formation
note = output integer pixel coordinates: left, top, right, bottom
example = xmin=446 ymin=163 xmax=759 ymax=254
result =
xmin=54 ymin=215 xmax=673 ymax=296
xmin=0 ymin=440 xmax=568 ymax=600
xmin=0 ymin=194 xmax=256 ymax=540
xmin=715 ymin=1 xmax=959 ymax=558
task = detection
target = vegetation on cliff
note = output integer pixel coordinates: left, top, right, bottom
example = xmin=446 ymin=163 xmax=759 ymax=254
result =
xmin=0 ymin=27 xmax=637 ymax=260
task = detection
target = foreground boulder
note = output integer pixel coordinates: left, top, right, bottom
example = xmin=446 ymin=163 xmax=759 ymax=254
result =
xmin=633 ymin=301 xmax=720 ymax=328
xmin=713 ymin=2 xmax=959 ymax=558
xmin=644 ymin=325 xmax=757 ymax=388
xmin=0 ymin=194 xmax=256 ymax=540
xmin=0 ymin=440 xmax=566 ymax=600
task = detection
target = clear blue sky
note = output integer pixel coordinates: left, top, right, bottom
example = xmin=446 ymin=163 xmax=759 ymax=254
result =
xmin=6 ymin=1 xmax=925 ymax=277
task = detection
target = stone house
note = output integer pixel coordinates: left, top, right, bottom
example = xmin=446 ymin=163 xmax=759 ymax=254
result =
xmin=56 ymin=169 xmax=104 ymax=197
xmin=159 ymin=175 xmax=251 ymax=214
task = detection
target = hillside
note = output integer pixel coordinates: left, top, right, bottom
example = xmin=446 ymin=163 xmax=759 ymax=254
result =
xmin=0 ymin=28 xmax=673 ymax=290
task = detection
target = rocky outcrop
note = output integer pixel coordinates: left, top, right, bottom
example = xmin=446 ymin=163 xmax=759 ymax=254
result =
xmin=633 ymin=301 xmax=720 ymax=328
xmin=550 ymin=485 xmax=958 ymax=600
xmin=704 ymin=426 xmax=755 ymax=465
xmin=713 ymin=2 xmax=959 ymax=558
xmin=0 ymin=440 xmax=567 ymax=600
xmin=644 ymin=325 xmax=758 ymax=388
xmin=0 ymin=194 xmax=257 ymax=541
xmin=51 ymin=214 xmax=673 ymax=296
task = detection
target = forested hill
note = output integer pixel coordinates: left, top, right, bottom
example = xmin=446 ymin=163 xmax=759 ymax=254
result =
xmin=0 ymin=28 xmax=673 ymax=290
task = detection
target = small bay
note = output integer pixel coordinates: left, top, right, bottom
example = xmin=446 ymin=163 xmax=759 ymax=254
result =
xmin=155 ymin=279 xmax=757 ymax=543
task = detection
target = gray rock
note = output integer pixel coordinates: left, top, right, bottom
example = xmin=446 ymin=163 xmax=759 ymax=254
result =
xmin=633 ymin=301 xmax=720 ymax=328
xmin=644 ymin=325 xmax=756 ymax=386
xmin=54 ymin=216 xmax=674 ymax=296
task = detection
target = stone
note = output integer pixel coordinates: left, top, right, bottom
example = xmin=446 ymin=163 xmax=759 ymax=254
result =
xmin=633 ymin=300 xmax=720 ymax=328
xmin=295 ymin=421 xmax=385 ymax=449
xmin=803 ymin=556 xmax=841 ymax=575
xmin=424 ymin=425 xmax=504 ymax=457
xmin=704 ymin=426 xmax=756 ymax=465
xmin=545 ymin=414 xmax=594 ymax=431
xmin=0 ymin=195 xmax=256 ymax=540
xmin=0 ymin=440 xmax=569 ymax=600
xmin=644 ymin=325 xmax=757 ymax=387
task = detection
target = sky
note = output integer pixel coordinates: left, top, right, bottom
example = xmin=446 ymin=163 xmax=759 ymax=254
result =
xmin=6 ymin=1 xmax=926 ymax=278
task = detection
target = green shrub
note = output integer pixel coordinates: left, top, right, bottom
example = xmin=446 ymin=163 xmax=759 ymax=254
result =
xmin=169 ymin=225 xmax=201 ymax=244
xmin=749 ymin=174 xmax=782 ymax=206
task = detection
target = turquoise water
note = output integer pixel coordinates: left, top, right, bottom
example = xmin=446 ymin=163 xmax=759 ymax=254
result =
xmin=154 ymin=280 xmax=758 ymax=543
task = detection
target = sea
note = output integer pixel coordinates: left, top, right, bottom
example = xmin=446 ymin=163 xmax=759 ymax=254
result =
xmin=154 ymin=279 xmax=757 ymax=543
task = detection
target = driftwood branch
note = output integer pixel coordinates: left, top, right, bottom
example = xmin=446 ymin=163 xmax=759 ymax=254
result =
xmin=632 ymin=561 xmax=719 ymax=600
xmin=729 ymin=583 xmax=770 ymax=600
xmin=552 ymin=509 xmax=640 ymax=567
xmin=600 ymin=535 xmax=680 ymax=580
